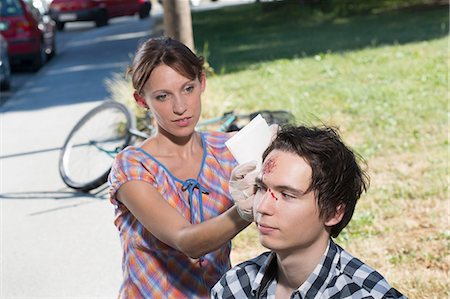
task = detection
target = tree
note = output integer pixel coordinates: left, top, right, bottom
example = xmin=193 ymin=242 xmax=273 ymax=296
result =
xmin=162 ymin=0 xmax=194 ymax=51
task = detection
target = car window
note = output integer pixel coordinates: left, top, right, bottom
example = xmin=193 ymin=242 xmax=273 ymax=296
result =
xmin=0 ymin=0 xmax=24 ymax=17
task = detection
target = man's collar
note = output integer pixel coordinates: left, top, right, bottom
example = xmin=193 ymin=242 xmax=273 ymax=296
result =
xmin=250 ymin=240 xmax=340 ymax=298
xmin=296 ymin=239 xmax=340 ymax=297
xmin=251 ymin=251 xmax=277 ymax=296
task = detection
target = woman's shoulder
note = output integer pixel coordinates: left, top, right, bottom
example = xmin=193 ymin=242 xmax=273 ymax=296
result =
xmin=114 ymin=146 xmax=143 ymax=164
xmin=201 ymin=131 xmax=235 ymax=149
xmin=112 ymin=145 xmax=158 ymax=173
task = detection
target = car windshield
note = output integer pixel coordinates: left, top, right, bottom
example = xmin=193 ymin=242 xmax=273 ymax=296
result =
xmin=0 ymin=0 xmax=23 ymax=17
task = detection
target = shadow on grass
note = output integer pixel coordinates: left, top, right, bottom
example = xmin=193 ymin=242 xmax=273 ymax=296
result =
xmin=193 ymin=1 xmax=449 ymax=73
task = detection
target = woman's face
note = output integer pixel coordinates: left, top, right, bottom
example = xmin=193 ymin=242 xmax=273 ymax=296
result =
xmin=140 ymin=64 xmax=205 ymax=138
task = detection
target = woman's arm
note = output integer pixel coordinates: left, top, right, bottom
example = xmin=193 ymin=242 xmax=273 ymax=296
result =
xmin=117 ymin=180 xmax=250 ymax=258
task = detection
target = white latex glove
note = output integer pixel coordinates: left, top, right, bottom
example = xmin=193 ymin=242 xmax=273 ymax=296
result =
xmin=229 ymin=161 xmax=259 ymax=222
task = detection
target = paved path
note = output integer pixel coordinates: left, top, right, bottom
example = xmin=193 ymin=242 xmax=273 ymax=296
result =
xmin=1 ymin=13 xmax=163 ymax=298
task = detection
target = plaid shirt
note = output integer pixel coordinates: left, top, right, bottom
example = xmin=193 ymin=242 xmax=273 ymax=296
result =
xmin=109 ymin=131 xmax=238 ymax=298
xmin=211 ymin=239 xmax=407 ymax=299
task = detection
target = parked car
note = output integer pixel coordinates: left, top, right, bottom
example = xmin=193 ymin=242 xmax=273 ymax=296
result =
xmin=0 ymin=34 xmax=11 ymax=90
xmin=158 ymin=0 xmax=218 ymax=7
xmin=0 ymin=0 xmax=56 ymax=71
xmin=48 ymin=0 xmax=152 ymax=31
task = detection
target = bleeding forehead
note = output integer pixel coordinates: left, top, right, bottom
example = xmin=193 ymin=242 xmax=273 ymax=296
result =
xmin=262 ymin=150 xmax=312 ymax=182
xmin=262 ymin=154 xmax=277 ymax=176
xmin=262 ymin=150 xmax=283 ymax=176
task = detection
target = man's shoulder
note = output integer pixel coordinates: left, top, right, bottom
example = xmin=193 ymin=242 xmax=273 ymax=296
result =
xmin=222 ymin=251 xmax=270 ymax=280
xmin=332 ymin=244 xmax=407 ymax=298
xmin=211 ymin=252 xmax=271 ymax=298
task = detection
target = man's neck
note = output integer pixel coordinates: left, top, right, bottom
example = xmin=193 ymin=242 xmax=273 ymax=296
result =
xmin=275 ymin=237 xmax=330 ymax=295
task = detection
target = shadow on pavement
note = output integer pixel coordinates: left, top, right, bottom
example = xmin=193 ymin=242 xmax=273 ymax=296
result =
xmin=0 ymin=186 xmax=108 ymax=200
xmin=1 ymin=16 xmax=163 ymax=113
xmin=0 ymin=146 xmax=61 ymax=159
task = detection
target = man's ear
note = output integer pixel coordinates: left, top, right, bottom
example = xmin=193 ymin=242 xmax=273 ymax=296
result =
xmin=134 ymin=91 xmax=148 ymax=109
xmin=324 ymin=204 xmax=345 ymax=227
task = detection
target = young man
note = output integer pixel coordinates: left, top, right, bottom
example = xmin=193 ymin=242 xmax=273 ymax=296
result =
xmin=212 ymin=125 xmax=407 ymax=298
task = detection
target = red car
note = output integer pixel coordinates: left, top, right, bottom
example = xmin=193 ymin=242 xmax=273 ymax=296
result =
xmin=48 ymin=0 xmax=151 ymax=31
xmin=0 ymin=0 xmax=56 ymax=71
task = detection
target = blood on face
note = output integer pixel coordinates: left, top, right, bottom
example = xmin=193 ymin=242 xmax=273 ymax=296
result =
xmin=262 ymin=156 xmax=276 ymax=176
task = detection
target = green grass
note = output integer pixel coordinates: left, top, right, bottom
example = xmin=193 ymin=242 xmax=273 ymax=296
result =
xmin=195 ymin=3 xmax=448 ymax=298
xmin=107 ymin=1 xmax=449 ymax=297
xmin=193 ymin=1 xmax=448 ymax=73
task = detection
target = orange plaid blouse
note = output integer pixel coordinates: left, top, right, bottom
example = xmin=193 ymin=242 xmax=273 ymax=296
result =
xmin=109 ymin=131 xmax=238 ymax=298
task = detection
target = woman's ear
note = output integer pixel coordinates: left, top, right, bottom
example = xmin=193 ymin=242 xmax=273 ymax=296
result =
xmin=134 ymin=91 xmax=148 ymax=109
xmin=324 ymin=204 xmax=345 ymax=227
xmin=200 ymin=72 xmax=206 ymax=92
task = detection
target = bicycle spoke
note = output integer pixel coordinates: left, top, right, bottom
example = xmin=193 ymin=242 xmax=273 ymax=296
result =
xmin=59 ymin=101 xmax=134 ymax=191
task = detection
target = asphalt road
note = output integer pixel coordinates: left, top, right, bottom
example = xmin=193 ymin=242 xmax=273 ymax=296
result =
xmin=0 ymin=1 xmax=255 ymax=297
xmin=0 ymin=12 xmax=163 ymax=298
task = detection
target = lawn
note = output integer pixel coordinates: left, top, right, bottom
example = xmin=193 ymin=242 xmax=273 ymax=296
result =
xmin=108 ymin=1 xmax=448 ymax=298
xmin=192 ymin=2 xmax=448 ymax=298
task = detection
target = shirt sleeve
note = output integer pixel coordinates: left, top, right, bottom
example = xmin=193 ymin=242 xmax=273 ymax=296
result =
xmin=210 ymin=280 xmax=224 ymax=298
xmin=108 ymin=147 xmax=156 ymax=206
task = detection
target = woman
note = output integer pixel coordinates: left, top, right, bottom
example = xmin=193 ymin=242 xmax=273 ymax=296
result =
xmin=108 ymin=37 xmax=253 ymax=298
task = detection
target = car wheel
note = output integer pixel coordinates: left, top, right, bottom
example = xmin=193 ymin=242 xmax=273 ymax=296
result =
xmin=0 ymin=78 xmax=10 ymax=91
xmin=47 ymin=38 xmax=56 ymax=60
xmin=32 ymin=42 xmax=46 ymax=72
xmin=56 ymin=21 xmax=65 ymax=31
xmin=95 ymin=9 xmax=108 ymax=27
xmin=139 ymin=2 xmax=151 ymax=19
xmin=0 ymin=56 xmax=11 ymax=91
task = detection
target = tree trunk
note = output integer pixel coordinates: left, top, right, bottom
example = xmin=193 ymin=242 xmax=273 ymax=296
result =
xmin=163 ymin=0 xmax=194 ymax=51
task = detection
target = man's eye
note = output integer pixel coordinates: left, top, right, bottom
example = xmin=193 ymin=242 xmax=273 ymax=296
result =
xmin=281 ymin=192 xmax=296 ymax=200
xmin=254 ymin=184 xmax=266 ymax=194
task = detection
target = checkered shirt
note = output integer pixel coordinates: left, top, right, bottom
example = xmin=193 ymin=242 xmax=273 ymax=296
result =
xmin=109 ymin=131 xmax=238 ymax=298
xmin=211 ymin=239 xmax=407 ymax=299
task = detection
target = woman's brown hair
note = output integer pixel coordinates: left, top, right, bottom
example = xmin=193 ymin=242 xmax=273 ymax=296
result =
xmin=127 ymin=36 xmax=204 ymax=96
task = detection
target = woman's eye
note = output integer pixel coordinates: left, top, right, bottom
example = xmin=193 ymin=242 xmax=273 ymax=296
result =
xmin=155 ymin=94 xmax=167 ymax=101
xmin=184 ymin=85 xmax=194 ymax=93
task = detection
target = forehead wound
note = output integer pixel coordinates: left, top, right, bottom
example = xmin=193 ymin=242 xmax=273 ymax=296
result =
xmin=262 ymin=156 xmax=277 ymax=176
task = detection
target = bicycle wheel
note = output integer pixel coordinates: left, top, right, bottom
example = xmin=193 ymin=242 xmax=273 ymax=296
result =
xmin=59 ymin=101 xmax=135 ymax=192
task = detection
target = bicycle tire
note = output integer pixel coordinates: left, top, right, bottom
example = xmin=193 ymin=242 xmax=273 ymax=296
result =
xmin=59 ymin=101 xmax=135 ymax=192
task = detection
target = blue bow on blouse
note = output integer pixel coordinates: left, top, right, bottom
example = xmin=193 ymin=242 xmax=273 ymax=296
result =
xmin=181 ymin=178 xmax=210 ymax=224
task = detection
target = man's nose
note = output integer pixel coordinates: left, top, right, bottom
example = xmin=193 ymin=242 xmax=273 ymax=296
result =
xmin=255 ymin=189 xmax=276 ymax=215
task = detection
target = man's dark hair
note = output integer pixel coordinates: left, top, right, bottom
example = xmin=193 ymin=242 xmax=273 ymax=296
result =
xmin=262 ymin=125 xmax=369 ymax=237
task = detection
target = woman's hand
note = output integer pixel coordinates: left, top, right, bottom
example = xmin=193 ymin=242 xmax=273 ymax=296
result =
xmin=229 ymin=161 xmax=259 ymax=222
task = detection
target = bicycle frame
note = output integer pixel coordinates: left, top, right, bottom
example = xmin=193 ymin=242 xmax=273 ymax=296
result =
xmin=59 ymin=100 xmax=294 ymax=192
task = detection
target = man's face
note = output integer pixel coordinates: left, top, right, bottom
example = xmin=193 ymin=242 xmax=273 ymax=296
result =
xmin=253 ymin=150 xmax=330 ymax=255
